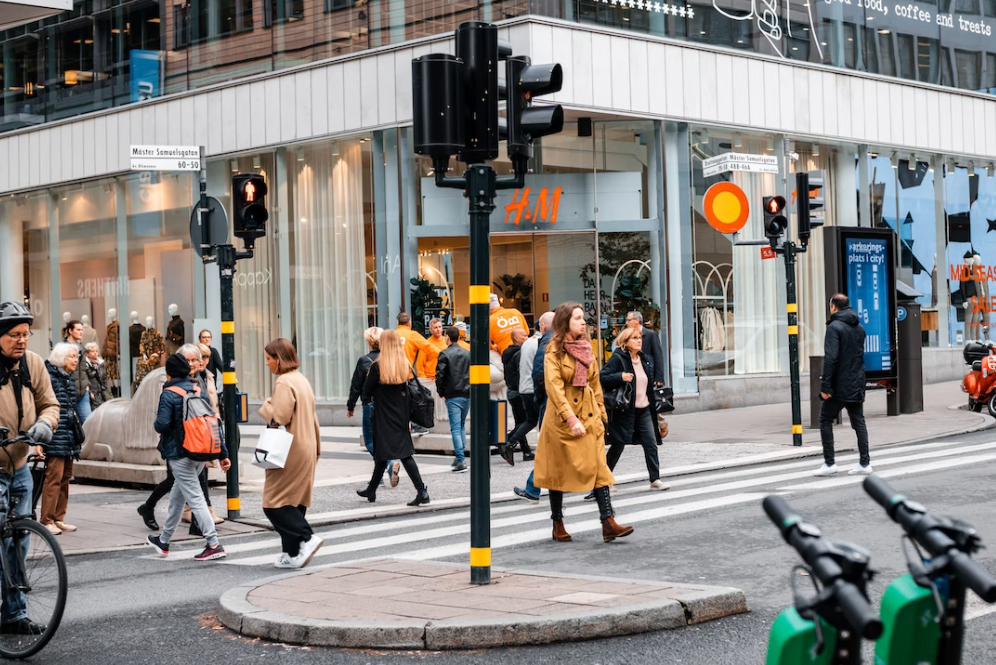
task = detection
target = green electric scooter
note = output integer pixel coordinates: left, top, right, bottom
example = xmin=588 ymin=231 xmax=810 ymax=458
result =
xmin=863 ymin=475 xmax=996 ymax=665
xmin=763 ymin=494 xmax=884 ymax=665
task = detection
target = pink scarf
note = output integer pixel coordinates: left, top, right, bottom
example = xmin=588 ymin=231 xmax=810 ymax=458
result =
xmin=563 ymin=338 xmax=594 ymax=387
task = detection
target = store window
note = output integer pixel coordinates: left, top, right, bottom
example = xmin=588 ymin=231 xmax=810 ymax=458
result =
xmin=0 ymin=194 xmax=51 ymax=357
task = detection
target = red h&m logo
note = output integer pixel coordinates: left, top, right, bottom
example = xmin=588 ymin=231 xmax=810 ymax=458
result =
xmin=503 ymin=186 xmax=563 ymax=226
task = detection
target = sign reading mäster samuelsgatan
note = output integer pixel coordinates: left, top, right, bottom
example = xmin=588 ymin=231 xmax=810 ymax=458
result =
xmin=130 ymin=145 xmax=201 ymax=172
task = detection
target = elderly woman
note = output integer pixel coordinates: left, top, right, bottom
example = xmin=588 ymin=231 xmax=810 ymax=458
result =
xmin=83 ymin=343 xmax=109 ymax=410
xmin=41 ymin=343 xmax=85 ymax=535
xmin=260 ymin=338 xmax=323 ymax=569
xmin=599 ymin=326 xmax=668 ymax=491
xmin=533 ymin=302 xmax=634 ymax=544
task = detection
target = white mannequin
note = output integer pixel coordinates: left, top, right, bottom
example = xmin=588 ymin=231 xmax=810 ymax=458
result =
xmin=145 ymin=316 xmax=155 ymax=329
xmin=168 ymin=304 xmax=179 ymax=317
xmin=80 ymin=314 xmax=98 ymax=346
xmin=108 ymin=308 xmax=118 ymax=322
xmin=130 ymin=311 xmax=139 ymax=325
xmin=62 ymin=312 xmax=71 ymax=325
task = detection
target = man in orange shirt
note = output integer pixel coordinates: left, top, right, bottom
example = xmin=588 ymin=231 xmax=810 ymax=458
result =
xmin=418 ymin=318 xmax=447 ymax=379
xmin=489 ymin=294 xmax=526 ymax=355
xmin=396 ymin=313 xmax=438 ymax=379
xmin=455 ymin=322 xmax=471 ymax=351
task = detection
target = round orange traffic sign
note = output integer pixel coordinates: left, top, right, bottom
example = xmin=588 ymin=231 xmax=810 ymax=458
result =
xmin=703 ymin=182 xmax=750 ymax=234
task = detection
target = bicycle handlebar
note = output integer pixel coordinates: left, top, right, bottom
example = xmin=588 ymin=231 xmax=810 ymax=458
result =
xmin=763 ymin=495 xmax=884 ymax=640
xmin=862 ymin=475 xmax=996 ymax=603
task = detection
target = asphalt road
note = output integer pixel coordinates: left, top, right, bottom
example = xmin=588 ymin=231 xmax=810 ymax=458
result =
xmin=33 ymin=428 xmax=996 ymax=664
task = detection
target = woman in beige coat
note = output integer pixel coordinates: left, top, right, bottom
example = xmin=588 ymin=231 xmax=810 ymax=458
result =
xmin=533 ymin=302 xmax=634 ymax=544
xmin=258 ymin=338 xmax=323 ymax=569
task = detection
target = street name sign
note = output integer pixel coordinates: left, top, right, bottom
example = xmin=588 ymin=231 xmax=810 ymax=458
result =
xmin=703 ymin=152 xmax=779 ymax=178
xmin=130 ymin=145 xmax=201 ymax=171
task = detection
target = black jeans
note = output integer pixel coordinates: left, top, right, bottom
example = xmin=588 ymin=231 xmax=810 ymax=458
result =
xmin=606 ymin=407 xmax=661 ymax=482
xmin=508 ymin=392 xmax=527 ymax=432
xmin=146 ymin=464 xmax=212 ymax=509
xmin=369 ymin=457 xmax=424 ymax=491
xmin=509 ymin=394 xmax=539 ymax=445
xmin=820 ymin=398 xmax=870 ymax=467
xmin=262 ymin=505 xmax=313 ymax=557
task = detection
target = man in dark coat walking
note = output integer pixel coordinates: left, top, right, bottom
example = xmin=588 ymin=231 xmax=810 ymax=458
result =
xmin=814 ymin=293 xmax=872 ymax=477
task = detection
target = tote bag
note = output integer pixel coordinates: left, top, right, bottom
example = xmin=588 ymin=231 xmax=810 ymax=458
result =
xmin=252 ymin=425 xmax=294 ymax=470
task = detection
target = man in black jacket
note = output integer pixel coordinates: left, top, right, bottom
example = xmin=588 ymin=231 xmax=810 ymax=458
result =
xmin=815 ymin=293 xmax=872 ymax=477
xmin=626 ymin=311 xmax=665 ymax=386
xmin=435 ymin=327 xmax=471 ymax=473
xmin=501 ymin=329 xmax=530 ymax=463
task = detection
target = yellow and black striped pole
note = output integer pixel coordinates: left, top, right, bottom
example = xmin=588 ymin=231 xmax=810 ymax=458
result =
xmin=217 ymin=244 xmax=242 ymax=518
xmin=784 ymin=236 xmax=804 ymax=447
xmin=467 ymin=165 xmax=497 ymax=585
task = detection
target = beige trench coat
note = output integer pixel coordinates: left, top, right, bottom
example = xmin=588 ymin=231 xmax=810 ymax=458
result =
xmin=258 ymin=369 xmax=321 ymax=509
xmin=533 ymin=343 xmax=613 ymax=493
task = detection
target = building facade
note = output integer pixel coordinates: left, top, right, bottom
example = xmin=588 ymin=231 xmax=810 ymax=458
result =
xmin=1 ymin=1 xmax=993 ymax=408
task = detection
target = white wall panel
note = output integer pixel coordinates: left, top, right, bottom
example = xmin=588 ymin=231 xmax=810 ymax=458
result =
xmin=924 ymin=91 xmax=939 ymax=151
xmin=166 ymin=99 xmax=181 ymax=146
xmin=278 ymin=76 xmax=296 ymax=143
xmin=0 ymin=139 xmax=8 ymax=192
xmin=861 ymin=79 xmax=876 ymax=145
xmin=71 ymin=124 xmax=84 ymax=181
xmin=912 ymin=88 xmax=927 ymax=152
xmin=38 ymin=130 xmax=51 ymax=186
xmin=849 ymin=78 xmax=864 ymax=142
xmin=310 ymin=69 xmax=329 ymax=137
xmin=591 ymin=33 xmax=612 ymax=109
xmin=236 ymin=86 xmax=252 ymax=150
xmin=747 ymin=59 xmax=764 ymax=127
xmin=154 ymin=103 xmax=168 ymax=145
xmin=294 ymin=71 xmax=312 ymax=140
xmin=109 ymin=114 xmax=124 ymax=174
xmin=610 ymin=37 xmax=631 ymax=111
xmin=792 ymin=67 xmax=810 ymax=134
xmin=732 ymin=58 xmax=750 ymax=127
xmin=835 ymin=78 xmax=852 ymax=141
xmin=343 ymin=61 xmax=362 ymax=130
xmin=571 ymin=31 xmax=594 ymax=107
xmin=986 ymin=102 xmax=996 ymax=157
xmin=713 ymin=53 xmax=733 ymax=124
xmin=973 ymin=98 xmax=986 ymax=156
xmin=91 ymin=118 xmax=105 ymax=180
xmin=394 ymin=50 xmax=413 ymax=123
xmin=359 ymin=57 xmax=378 ymax=129
xmin=762 ymin=61 xmax=780 ymax=131
xmin=531 ymin=24 xmax=553 ymax=66
xmin=221 ymin=89 xmax=237 ymax=152
xmin=663 ymin=45 xmax=684 ymax=118
xmin=699 ymin=51 xmax=718 ymax=123
xmin=684 ymin=49 xmax=702 ymax=121
xmin=822 ymin=73 xmax=837 ymax=137
xmin=938 ymin=94 xmax=952 ymax=151
xmin=264 ymin=78 xmax=281 ymax=148
xmin=192 ymin=95 xmax=209 ymax=150
xmin=179 ymin=97 xmax=195 ymax=147
xmin=629 ymin=40 xmax=649 ymax=113
xmin=206 ymin=90 xmax=223 ymax=155
xmin=328 ymin=66 xmax=345 ymax=134
xmin=901 ymin=87 xmax=915 ymax=147
xmin=377 ymin=54 xmax=397 ymax=126
xmin=7 ymin=137 xmax=19 ymax=192
xmin=247 ymin=82 xmax=266 ymax=146
xmin=550 ymin=27 xmax=574 ymax=105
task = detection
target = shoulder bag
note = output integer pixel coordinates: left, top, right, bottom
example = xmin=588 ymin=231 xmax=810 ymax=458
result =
xmin=407 ymin=365 xmax=435 ymax=429
xmin=603 ymin=381 xmax=634 ymax=413
xmin=653 ymin=386 xmax=675 ymax=414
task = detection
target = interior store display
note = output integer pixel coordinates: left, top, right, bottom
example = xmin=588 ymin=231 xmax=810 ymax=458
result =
xmin=166 ymin=304 xmax=185 ymax=355
xmin=80 ymin=315 xmax=98 ymax=347
xmin=134 ymin=317 xmax=165 ymax=391
xmin=103 ymin=309 xmax=121 ymax=397
xmin=129 ymin=311 xmax=143 ymax=388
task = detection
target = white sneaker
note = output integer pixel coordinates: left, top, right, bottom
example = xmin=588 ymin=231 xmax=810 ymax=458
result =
xmin=291 ymin=535 xmax=324 ymax=569
xmin=274 ymin=553 xmax=295 ymax=569
xmin=848 ymin=464 xmax=874 ymax=476
xmin=650 ymin=480 xmax=670 ymax=490
xmin=812 ymin=464 xmax=838 ymax=477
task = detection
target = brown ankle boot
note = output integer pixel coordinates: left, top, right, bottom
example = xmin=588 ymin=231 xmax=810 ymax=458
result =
xmin=601 ymin=516 xmax=634 ymax=542
xmin=552 ymin=520 xmax=573 ymax=542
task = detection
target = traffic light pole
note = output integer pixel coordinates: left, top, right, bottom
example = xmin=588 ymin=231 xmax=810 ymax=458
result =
xmin=782 ymin=241 xmax=804 ymax=447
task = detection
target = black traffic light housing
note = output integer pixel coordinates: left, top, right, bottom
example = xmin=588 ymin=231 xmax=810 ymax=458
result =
xmin=796 ymin=172 xmax=811 ymax=244
xmin=232 ymin=174 xmax=268 ymax=248
xmin=506 ymin=55 xmax=564 ymax=176
xmin=763 ymin=195 xmax=787 ymax=250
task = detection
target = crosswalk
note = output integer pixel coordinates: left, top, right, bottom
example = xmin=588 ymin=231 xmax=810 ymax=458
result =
xmin=143 ymin=439 xmax=996 ymax=567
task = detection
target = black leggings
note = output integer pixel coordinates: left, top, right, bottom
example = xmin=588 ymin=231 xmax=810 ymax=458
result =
xmin=263 ymin=505 xmax=313 ymax=557
xmin=369 ymin=457 xmax=424 ymax=491
xmin=147 ymin=464 xmax=211 ymax=509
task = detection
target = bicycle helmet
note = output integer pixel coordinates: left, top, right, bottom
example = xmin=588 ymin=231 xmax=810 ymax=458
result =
xmin=0 ymin=302 xmax=33 ymax=330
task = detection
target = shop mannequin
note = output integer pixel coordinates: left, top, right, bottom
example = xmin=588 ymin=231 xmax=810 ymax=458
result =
xmin=976 ymin=253 xmax=989 ymax=338
xmin=166 ymin=304 xmax=184 ymax=355
xmin=134 ymin=317 xmax=165 ymax=390
xmin=80 ymin=314 xmax=98 ymax=346
xmin=62 ymin=312 xmax=71 ymax=329
xmin=129 ymin=311 xmax=144 ymax=387
xmin=103 ymin=309 xmax=121 ymax=395
xmin=962 ymin=253 xmax=981 ymax=340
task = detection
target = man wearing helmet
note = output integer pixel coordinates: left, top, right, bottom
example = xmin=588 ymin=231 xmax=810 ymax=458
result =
xmin=0 ymin=302 xmax=59 ymax=635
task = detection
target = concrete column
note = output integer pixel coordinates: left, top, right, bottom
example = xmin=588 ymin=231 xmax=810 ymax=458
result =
xmin=0 ymin=213 xmax=24 ymax=303
xmin=934 ymin=156 xmax=949 ymax=347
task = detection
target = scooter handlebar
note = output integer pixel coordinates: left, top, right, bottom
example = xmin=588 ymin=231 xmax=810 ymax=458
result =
xmin=834 ymin=579 xmax=885 ymax=640
xmin=950 ymin=551 xmax=996 ymax=603
xmin=862 ymin=475 xmax=898 ymax=514
xmin=763 ymin=495 xmax=799 ymax=541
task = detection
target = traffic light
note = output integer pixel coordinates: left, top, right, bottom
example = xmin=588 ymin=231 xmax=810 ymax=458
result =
xmin=807 ymin=169 xmax=825 ymax=227
xmin=763 ymin=195 xmax=787 ymax=249
xmin=796 ymin=172 xmax=811 ymax=243
xmin=455 ymin=22 xmax=502 ymax=164
xmin=232 ymin=174 xmax=268 ymax=248
xmin=506 ymin=55 xmax=564 ymax=176
xmin=412 ymin=53 xmax=464 ymax=170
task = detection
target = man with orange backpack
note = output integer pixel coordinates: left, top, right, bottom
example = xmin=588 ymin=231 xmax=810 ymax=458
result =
xmin=146 ymin=353 xmax=230 ymax=561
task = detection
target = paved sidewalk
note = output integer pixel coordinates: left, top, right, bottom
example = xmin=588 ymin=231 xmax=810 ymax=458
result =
xmin=219 ymin=558 xmax=747 ymax=649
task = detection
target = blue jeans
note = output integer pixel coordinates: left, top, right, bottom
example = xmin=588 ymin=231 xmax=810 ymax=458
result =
xmin=0 ymin=464 xmax=33 ymax=622
xmin=521 ymin=398 xmax=546 ymax=499
xmin=446 ymin=397 xmax=470 ymax=464
xmin=76 ymin=390 xmax=92 ymax=423
xmin=362 ymin=404 xmax=391 ymax=482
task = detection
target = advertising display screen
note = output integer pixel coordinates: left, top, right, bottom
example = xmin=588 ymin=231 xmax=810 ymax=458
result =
xmin=845 ymin=237 xmax=893 ymax=373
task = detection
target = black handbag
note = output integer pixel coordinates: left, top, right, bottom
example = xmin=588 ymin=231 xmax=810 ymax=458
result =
xmin=71 ymin=412 xmax=86 ymax=445
xmin=604 ymin=381 xmax=634 ymax=413
xmin=653 ymin=386 xmax=675 ymax=414
xmin=407 ymin=365 xmax=435 ymax=429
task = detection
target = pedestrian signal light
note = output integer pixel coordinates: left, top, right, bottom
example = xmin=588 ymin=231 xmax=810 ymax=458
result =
xmin=763 ymin=195 xmax=787 ymax=249
xmin=232 ymin=174 xmax=268 ymax=247
xmin=506 ymin=55 xmax=564 ymax=176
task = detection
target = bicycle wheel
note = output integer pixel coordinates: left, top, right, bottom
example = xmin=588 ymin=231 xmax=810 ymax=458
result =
xmin=0 ymin=519 xmax=67 ymax=659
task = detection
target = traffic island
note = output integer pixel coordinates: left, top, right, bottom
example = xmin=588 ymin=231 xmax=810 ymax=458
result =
xmin=219 ymin=558 xmax=748 ymax=649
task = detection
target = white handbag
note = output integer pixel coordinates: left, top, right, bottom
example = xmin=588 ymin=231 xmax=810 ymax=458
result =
xmin=252 ymin=425 xmax=293 ymax=470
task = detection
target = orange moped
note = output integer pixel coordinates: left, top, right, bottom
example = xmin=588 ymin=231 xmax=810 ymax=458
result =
xmin=962 ymin=341 xmax=996 ymax=416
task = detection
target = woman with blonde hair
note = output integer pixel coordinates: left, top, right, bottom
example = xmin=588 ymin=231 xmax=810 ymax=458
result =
xmin=347 ymin=327 xmax=397 ymax=486
xmin=533 ymin=302 xmax=634 ymax=544
xmin=356 ymin=329 xmax=429 ymax=506
xmin=259 ymin=338 xmax=323 ymax=568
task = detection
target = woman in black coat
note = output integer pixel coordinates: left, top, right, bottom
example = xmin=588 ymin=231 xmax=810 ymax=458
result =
xmin=354 ymin=330 xmax=429 ymax=507
xmin=40 ymin=343 xmax=85 ymax=535
xmin=599 ymin=327 xmax=667 ymax=491
xmin=347 ymin=327 xmax=396 ymax=487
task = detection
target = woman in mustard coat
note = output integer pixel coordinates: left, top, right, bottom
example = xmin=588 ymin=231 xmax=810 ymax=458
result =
xmin=533 ymin=302 xmax=634 ymax=544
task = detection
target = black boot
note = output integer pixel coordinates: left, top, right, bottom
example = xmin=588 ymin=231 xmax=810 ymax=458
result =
xmin=594 ymin=486 xmax=614 ymax=521
xmin=519 ymin=440 xmax=535 ymax=461
xmin=407 ymin=487 xmax=430 ymax=506
xmin=595 ymin=486 xmax=634 ymax=542
xmin=356 ymin=484 xmax=377 ymax=503
xmin=137 ymin=504 xmax=159 ymax=531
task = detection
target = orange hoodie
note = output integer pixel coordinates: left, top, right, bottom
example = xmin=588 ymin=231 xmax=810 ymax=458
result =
xmin=397 ymin=326 xmax=439 ymax=378
xmin=489 ymin=307 xmax=527 ymax=354
xmin=419 ymin=334 xmax=448 ymax=379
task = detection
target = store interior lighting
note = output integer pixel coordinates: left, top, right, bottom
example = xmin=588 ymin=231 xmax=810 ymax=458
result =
xmin=252 ymin=156 xmax=261 ymax=169
xmin=907 ymin=155 xmax=916 ymax=171
xmin=230 ymin=159 xmax=238 ymax=173
xmin=988 ymin=163 xmax=994 ymax=178
xmin=812 ymin=144 xmax=820 ymax=157
xmin=890 ymin=152 xmax=898 ymax=169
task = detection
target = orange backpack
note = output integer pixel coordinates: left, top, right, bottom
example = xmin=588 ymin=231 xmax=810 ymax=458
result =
xmin=165 ymin=386 xmax=224 ymax=460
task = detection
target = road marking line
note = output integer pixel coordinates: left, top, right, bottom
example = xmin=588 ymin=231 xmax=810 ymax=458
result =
xmin=777 ymin=452 xmax=996 ymax=491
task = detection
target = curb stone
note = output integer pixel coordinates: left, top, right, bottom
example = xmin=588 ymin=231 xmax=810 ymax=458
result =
xmin=218 ymin=563 xmax=749 ymax=650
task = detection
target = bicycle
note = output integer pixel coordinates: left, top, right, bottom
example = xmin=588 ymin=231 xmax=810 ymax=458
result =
xmin=763 ymin=494 xmax=883 ymax=665
xmin=863 ymin=475 xmax=996 ymax=665
xmin=0 ymin=429 xmax=67 ymax=659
